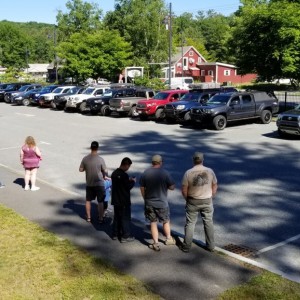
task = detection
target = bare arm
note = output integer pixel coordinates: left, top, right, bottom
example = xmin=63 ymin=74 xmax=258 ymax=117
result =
xmin=34 ymin=146 xmax=42 ymax=157
xmin=140 ymin=187 xmax=145 ymax=199
xmin=20 ymin=148 xmax=24 ymax=164
xmin=181 ymin=185 xmax=188 ymax=201
xmin=212 ymin=183 xmax=218 ymax=197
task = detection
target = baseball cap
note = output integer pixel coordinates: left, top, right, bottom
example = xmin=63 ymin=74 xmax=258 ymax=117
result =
xmin=90 ymin=141 xmax=99 ymax=150
xmin=152 ymin=154 xmax=162 ymax=163
xmin=193 ymin=152 xmax=204 ymax=161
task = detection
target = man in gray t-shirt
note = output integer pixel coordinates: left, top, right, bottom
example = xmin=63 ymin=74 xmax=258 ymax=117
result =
xmin=79 ymin=141 xmax=108 ymax=223
xmin=139 ymin=155 xmax=176 ymax=251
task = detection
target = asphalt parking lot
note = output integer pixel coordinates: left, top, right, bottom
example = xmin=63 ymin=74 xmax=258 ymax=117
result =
xmin=0 ymin=103 xmax=299 ymax=282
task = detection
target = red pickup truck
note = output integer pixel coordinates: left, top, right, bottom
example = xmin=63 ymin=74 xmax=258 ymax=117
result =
xmin=136 ymin=89 xmax=189 ymax=121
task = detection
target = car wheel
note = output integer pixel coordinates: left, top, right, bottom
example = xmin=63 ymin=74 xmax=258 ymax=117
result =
xmin=155 ymin=108 xmax=164 ymax=121
xmin=101 ymin=105 xmax=111 ymax=116
xmin=129 ymin=106 xmax=139 ymax=117
xmin=22 ymin=98 xmax=30 ymax=106
xmin=213 ymin=115 xmax=227 ymax=130
xmin=261 ymin=110 xmax=272 ymax=124
xmin=79 ymin=101 xmax=87 ymax=113
xmin=183 ymin=112 xmax=191 ymax=122
xmin=51 ymin=101 xmax=56 ymax=109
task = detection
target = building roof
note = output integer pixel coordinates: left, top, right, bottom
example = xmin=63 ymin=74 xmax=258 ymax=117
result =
xmin=27 ymin=64 xmax=50 ymax=73
xmin=197 ymin=62 xmax=237 ymax=69
xmin=171 ymin=46 xmax=207 ymax=64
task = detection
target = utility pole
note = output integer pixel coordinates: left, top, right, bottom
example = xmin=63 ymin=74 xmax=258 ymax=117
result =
xmin=168 ymin=2 xmax=172 ymax=89
xmin=54 ymin=25 xmax=58 ymax=83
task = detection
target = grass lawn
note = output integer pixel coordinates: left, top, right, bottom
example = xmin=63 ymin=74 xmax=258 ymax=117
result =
xmin=0 ymin=205 xmax=159 ymax=300
xmin=1 ymin=204 xmax=300 ymax=300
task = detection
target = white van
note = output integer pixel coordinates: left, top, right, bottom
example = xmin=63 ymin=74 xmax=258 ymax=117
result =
xmin=164 ymin=77 xmax=194 ymax=90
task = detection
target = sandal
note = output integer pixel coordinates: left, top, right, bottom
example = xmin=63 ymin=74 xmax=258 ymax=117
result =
xmin=148 ymin=243 xmax=160 ymax=251
xmin=86 ymin=217 xmax=91 ymax=223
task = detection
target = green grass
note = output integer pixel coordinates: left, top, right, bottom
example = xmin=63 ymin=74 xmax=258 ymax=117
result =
xmin=0 ymin=205 xmax=159 ymax=300
xmin=218 ymin=271 xmax=300 ymax=300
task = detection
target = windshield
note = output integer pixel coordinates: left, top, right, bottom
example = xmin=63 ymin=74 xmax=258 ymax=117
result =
xmin=83 ymin=87 xmax=95 ymax=95
xmin=52 ymin=87 xmax=64 ymax=93
xmin=184 ymin=78 xmax=193 ymax=84
xmin=153 ymin=92 xmax=169 ymax=100
xmin=25 ymin=88 xmax=41 ymax=95
xmin=180 ymin=93 xmax=201 ymax=101
xmin=40 ymin=86 xmax=57 ymax=93
xmin=207 ymin=94 xmax=231 ymax=105
xmin=19 ymin=85 xmax=30 ymax=91
xmin=295 ymin=104 xmax=300 ymax=110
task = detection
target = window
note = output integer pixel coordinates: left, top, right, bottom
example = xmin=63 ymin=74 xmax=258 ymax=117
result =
xmin=183 ymin=57 xmax=188 ymax=70
xmin=201 ymin=70 xmax=205 ymax=76
xmin=189 ymin=51 xmax=194 ymax=56
xmin=198 ymin=57 xmax=202 ymax=64
xmin=242 ymin=95 xmax=253 ymax=103
xmin=208 ymin=70 xmax=213 ymax=76
xmin=224 ymin=70 xmax=231 ymax=76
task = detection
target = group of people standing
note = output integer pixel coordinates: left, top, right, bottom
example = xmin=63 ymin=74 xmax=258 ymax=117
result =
xmin=79 ymin=141 xmax=218 ymax=253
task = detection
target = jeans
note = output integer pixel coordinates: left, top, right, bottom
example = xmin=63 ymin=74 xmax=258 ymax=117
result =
xmin=184 ymin=199 xmax=215 ymax=250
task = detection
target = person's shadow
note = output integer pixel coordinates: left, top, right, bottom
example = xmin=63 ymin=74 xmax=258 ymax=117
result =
xmin=13 ymin=178 xmax=24 ymax=187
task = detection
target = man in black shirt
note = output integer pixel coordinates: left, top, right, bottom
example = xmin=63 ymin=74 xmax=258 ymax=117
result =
xmin=111 ymin=157 xmax=135 ymax=242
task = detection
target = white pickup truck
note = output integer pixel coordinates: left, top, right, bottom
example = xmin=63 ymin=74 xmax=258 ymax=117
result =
xmin=65 ymin=85 xmax=110 ymax=112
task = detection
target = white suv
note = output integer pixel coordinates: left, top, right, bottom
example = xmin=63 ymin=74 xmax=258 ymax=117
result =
xmin=65 ymin=86 xmax=110 ymax=112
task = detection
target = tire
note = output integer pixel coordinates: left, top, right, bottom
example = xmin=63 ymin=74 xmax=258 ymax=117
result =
xmin=51 ymin=101 xmax=56 ymax=109
xmin=129 ymin=106 xmax=139 ymax=117
xmin=183 ymin=112 xmax=191 ymax=122
xmin=213 ymin=115 xmax=227 ymax=130
xmin=79 ymin=101 xmax=87 ymax=113
xmin=261 ymin=110 xmax=272 ymax=124
xmin=101 ymin=105 xmax=111 ymax=116
xmin=155 ymin=108 xmax=164 ymax=121
xmin=22 ymin=98 xmax=30 ymax=106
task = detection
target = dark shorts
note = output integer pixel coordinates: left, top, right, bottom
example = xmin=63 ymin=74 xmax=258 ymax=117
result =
xmin=86 ymin=186 xmax=105 ymax=202
xmin=144 ymin=205 xmax=170 ymax=223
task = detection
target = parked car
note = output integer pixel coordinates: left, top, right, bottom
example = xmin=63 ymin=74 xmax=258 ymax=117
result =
xmin=29 ymin=85 xmax=60 ymax=105
xmin=38 ymin=85 xmax=76 ymax=107
xmin=277 ymin=104 xmax=300 ymax=137
xmin=190 ymin=91 xmax=279 ymax=130
xmin=9 ymin=84 xmax=43 ymax=104
xmin=65 ymin=86 xmax=110 ymax=112
xmin=1 ymin=83 xmax=28 ymax=102
xmin=52 ymin=86 xmax=86 ymax=110
xmin=14 ymin=87 xmax=43 ymax=106
xmin=164 ymin=83 xmax=237 ymax=123
xmin=136 ymin=90 xmax=189 ymax=121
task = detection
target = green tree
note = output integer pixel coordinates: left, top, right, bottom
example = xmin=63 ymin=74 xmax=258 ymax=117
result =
xmin=0 ymin=22 xmax=29 ymax=69
xmin=230 ymin=0 xmax=300 ymax=84
xmin=57 ymin=30 xmax=132 ymax=82
xmin=56 ymin=0 xmax=103 ymax=40
xmin=104 ymin=0 xmax=169 ymax=69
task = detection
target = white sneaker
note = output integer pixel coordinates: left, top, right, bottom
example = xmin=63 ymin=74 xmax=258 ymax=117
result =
xmin=24 ymin=185 xmax=30 ymax=191
xmin=0 ymin=184 xmax=5 ymax=189
xmin=31 ymin=186 xmax=40 ymax=191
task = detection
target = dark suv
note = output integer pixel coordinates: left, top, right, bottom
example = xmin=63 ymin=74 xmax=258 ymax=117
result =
xmin=0 ymin=83 xmax=28 ymax=102
xmin=277 ymin=104 xmax=300 ymax=137
xmin=9 ymin=84 xmax=43 ymax=104
xmin=52 ymin=86 xmax=85 ymax=110
xmin=28 ymin=85 xmax=60 ymax=105
xmin=164 ymin=85 xmax=237 ymax=123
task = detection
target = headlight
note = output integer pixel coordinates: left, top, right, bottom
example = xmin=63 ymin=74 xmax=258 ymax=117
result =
xmin=75 ymin=97 xmax=80 ymax=101
xmin=176 ymin=105 xmax=185 ymax=110
xmin=94 ymin=99 xmax=102 ymax=103
xmin=146 ymin=103 xmax=154 ymax=107
xmin=203 ymin=109 xmax=212 ymax=113
xmin=277 ymin=114 xmax=282 ymax=121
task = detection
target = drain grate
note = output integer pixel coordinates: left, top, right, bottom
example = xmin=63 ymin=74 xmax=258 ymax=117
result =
xmin=223 ymin=244 xmax=257 ymax=258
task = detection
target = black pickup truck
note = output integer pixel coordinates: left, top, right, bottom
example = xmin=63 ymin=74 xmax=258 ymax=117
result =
xmin=190 ymin=91 xmax=279 ymax=130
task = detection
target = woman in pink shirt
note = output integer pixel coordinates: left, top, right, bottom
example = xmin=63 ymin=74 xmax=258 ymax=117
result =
xmin=20 ymin=136 xmax=42 ymax=191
